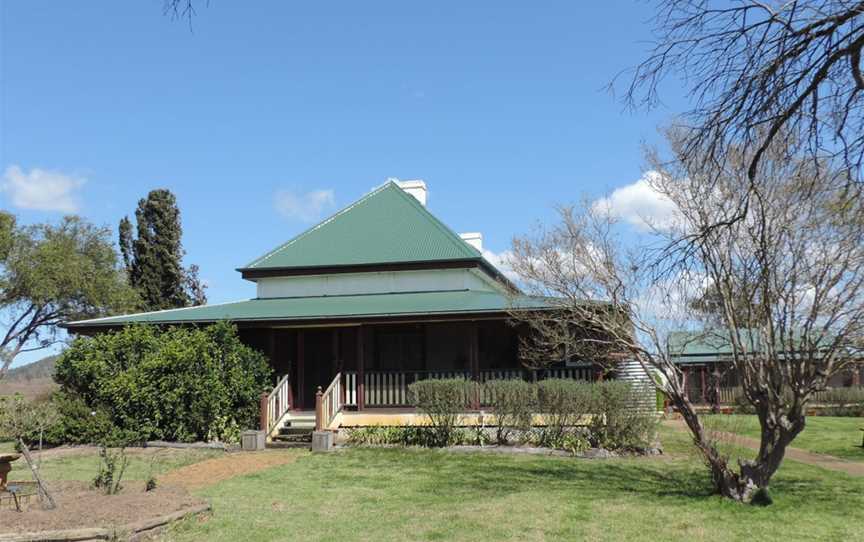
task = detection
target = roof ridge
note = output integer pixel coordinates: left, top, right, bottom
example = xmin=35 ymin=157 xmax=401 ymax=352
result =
xmin=66 ymin=299 xmax=247 ymax=325
xmin=243 ymin=182 xmax=396 ymax=269
xmin=385 ymin=182 xmax=481 ymax=259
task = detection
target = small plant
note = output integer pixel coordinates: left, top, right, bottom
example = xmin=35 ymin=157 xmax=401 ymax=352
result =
xmin=409 ymin=378 xmax=473 ymax=446
xmin=536 ymin=379 xmax=594 ymax=442
xmin=344 ymin=425 xmax=438 ymax=447
xmin=93 ymin=445 xmax=129 ymax=495
xmin=145 ymin=476 xmax=158 ymax=492
xmin=485 ymin=379 xmax=535 ymax=444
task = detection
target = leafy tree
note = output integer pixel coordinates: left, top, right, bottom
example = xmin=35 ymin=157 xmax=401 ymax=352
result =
xmin=119 ymin=189 xmax=206 ymax=311
xmin=54 ymin=322 xmax=272 ymax=443
xmin=0 ymin=215 xmax=138 ymax=378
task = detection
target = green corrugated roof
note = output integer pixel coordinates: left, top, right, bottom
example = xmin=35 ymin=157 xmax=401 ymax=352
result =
xmin=63 ymin=290 xmax=552 ymax=328
xmin=243 ymin=181 xmax=481 ymax=270
xmin=668 ymin=330 xmax=854 ymax=364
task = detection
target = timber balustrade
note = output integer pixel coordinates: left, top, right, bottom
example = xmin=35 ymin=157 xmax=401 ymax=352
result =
xmin=316 ymin=372 xmax=344 ymax=431
xmin=342 ymin=367 xmax=596 ymax=408
xmin=263 ymin=374 xmax=292 ymax=433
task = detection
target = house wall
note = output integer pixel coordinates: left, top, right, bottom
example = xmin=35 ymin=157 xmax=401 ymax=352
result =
xmin=255 ymin=268 xmax=498 ymax=298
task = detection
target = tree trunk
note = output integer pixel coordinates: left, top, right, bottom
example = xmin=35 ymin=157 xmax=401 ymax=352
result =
xmin=18 ymin=439 xmax=57 ymax=510
xmin=671 ymin=388 xmax=806 ymax=503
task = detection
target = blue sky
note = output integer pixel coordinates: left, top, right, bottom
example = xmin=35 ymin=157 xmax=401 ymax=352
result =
xmin=1 ymin=1 xmax=686 ymax=365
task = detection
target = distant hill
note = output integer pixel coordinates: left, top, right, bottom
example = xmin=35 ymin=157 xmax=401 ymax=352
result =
xmin=1 ymin=355 xmax=59 ymax=400
xmin=5 ymin=354 xmax=59 ymax=381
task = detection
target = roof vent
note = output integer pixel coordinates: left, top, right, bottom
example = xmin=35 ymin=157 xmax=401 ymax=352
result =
xmin=460 ymin=232 xmax=482 ymax=251
xmin=395 ymin=179 xmax=428 ymax=207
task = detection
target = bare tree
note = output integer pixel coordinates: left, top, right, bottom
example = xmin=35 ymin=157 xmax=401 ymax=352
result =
xmin=508 ymin=136 xmax=864 ymax=502
xmin=624 ymin=1 xmax=864 ymax=191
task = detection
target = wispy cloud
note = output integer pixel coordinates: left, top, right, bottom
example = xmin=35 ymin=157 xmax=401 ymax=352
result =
xmin=593 ymin=171 xmax=679 ymax=232
xmin=482 ymin=248 xmax=520 ymax=282
xmin=1 ymin=165 xmax=85 ymax=213
xmin=274 ymin=188 xmax=336 ymax=222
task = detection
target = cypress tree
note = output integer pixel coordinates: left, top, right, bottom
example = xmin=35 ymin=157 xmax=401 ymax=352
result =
xmin=120 ymin=189 xmax=206 ymax=311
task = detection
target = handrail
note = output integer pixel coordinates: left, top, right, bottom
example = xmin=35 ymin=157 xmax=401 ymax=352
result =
xmin=265 ymin=374 xmax=292 ymax=433
xmin=316 ymin=372 xmax=343 ymax=431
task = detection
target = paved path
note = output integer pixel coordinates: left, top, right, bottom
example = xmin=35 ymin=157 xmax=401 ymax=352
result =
xmin=159 ymin=450 xmax=303 ymax=490
xmin=664 ymin=420 xmax=864 ymax=477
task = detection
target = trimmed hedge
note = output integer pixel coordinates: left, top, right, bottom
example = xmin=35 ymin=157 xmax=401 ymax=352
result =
xmin=485 ymin=379 xmax=536 ymax=444
xmin=408 ymin=378 xmax=473 ymax=446
xmin=392 ymin=377 xmax=657 ymax=452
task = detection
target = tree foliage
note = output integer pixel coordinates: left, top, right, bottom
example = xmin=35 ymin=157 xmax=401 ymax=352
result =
xmin=119 ymin=189 xmax=206 ymax=311
xmin=0 ymin=214 xmax=138 ymax=378
xmin=53 ymin=322 xmax=271 ymax=443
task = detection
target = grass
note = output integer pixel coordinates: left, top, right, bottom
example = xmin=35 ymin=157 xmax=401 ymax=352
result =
xmin=701 ymin=415 xmax=864 ymax=461
xmin=7 ymin=446 xmax=224 ymax=482
xmin=155 ymin=427 xmax=864 ymax=542
xmin=5 ymin=427 xmax=862 ymax=541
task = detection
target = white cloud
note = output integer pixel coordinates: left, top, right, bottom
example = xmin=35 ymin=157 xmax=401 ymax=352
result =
xmin=593 ymin=171 xmax=679 ymax=232
xmin=1 ymin=165 xmax=85 ymax=213
xmin=274 ymin=188 xmax=336 ymax=222
xmin=482 ymin=249 xmax=520 ymax=282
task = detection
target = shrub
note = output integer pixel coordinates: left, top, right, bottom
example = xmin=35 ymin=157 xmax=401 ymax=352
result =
xmin=535 ymin=379 xmax=594 ymax=445
xmin=408 ymin=378 xmax=473 ymax=446
xmin=93 ymin=446 xmax=128 ymax=495
xmin=0 ymin=394 xmax=59 ymax=449
xmin=591 ymin=381 xmax=657 ymax=450
xmin=344 ymin=425 xmax=438 ymax=447
xmin=485 ymin=379 xmax=535 ymax=444
xmin=54 ymin=321 xmax=272 ymax=444
xmin=526 ymin=428 xmax=591 ymax=455
xmin=344 ymin=425 xmax=494 ymax=448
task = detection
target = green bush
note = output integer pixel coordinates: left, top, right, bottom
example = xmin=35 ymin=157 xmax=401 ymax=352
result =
xmin=485 ymin=379 xmax=535 ymax=444
xmin=408 ymin=378 xmax=473 ymax=446
xmin=526 ymin=427 xmax=591 ymax=454
xmin=53 ymin=321 xmax=272 ymax=444
xmin=591 ymin=381 xmax=657 ymax=450
xmin=40 ymin=392 xmax=125 ymax=446
xmin=535 ymin=379 xmax=594 ymax=445
xmin=344 ymin=425 xmax=438 ymax=447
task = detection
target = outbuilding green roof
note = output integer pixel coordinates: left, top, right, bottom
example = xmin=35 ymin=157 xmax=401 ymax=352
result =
xmin=242 ymin=181 xmax=482 ymax=271
xmin=63 ymin=290 xmax=552 ymax=329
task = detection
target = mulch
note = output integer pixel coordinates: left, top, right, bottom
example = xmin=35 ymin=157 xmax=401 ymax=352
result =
xmin=157 ymin=450 xmax=301 ymax=491
xmin=0 ymin=481 xmax=204 ymax=534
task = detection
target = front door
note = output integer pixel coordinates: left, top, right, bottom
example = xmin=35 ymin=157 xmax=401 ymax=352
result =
xmin=300 ymin=330 xmax=335 ymax=410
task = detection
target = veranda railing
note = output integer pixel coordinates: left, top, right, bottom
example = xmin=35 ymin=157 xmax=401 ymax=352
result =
xmin=343 ymin=367 xmax=596 ymax=408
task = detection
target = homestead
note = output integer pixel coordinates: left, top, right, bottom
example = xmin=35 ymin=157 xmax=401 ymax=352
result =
xmin=64 ymin=180 xmax=654 ymax=439
xmin=668 ymin=330 xmax=864 ymax=404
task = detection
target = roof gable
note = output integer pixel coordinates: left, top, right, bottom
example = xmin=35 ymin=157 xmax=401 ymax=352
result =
xmin=242 ymin=182 xmax=482 ymax=271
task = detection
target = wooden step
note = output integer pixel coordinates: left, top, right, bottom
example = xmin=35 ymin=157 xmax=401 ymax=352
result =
xmin=279 ymin=427 xmax=315 ymax=436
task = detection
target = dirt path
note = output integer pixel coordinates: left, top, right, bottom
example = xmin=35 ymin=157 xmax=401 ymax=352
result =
xmin=664 ymin=420 xmax=864 ymax=477
xmin=159 ymin=450 xmax=302 ymax=491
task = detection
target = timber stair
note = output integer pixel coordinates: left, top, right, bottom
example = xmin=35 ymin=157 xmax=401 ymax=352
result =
xmin=267 ymin=411 xmax=316 ymax=448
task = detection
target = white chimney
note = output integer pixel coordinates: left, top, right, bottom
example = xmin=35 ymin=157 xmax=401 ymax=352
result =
xmin=460 ymin=232 xmax=483 ymax=251
xmin=396 ymin=179 xmax=428 ymax=206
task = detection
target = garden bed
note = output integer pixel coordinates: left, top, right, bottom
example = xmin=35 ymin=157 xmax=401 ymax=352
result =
xmin=0 ymin=480 xmax=206 ymax=538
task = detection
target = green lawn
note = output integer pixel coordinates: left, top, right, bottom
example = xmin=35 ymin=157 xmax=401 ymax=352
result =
xmin=158 ymin=427 xmax=864 ymax=542
xmin=701 ymin=415 xmax=864 ymax=461
xmin=5 ymin=430 xmax=863 ymax=541
xmin=7 ymin=446 xmax=223 ymax=482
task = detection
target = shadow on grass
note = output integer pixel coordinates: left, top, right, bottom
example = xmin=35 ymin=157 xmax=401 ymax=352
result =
xmin=317 ymin=447 xmax=862 ymax=508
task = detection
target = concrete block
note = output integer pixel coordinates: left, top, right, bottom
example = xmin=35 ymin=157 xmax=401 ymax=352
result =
xmin=241 ymin=430 xmax=266 ymax=451
xmin=311 ymin=431 xmax=334 ymax=452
